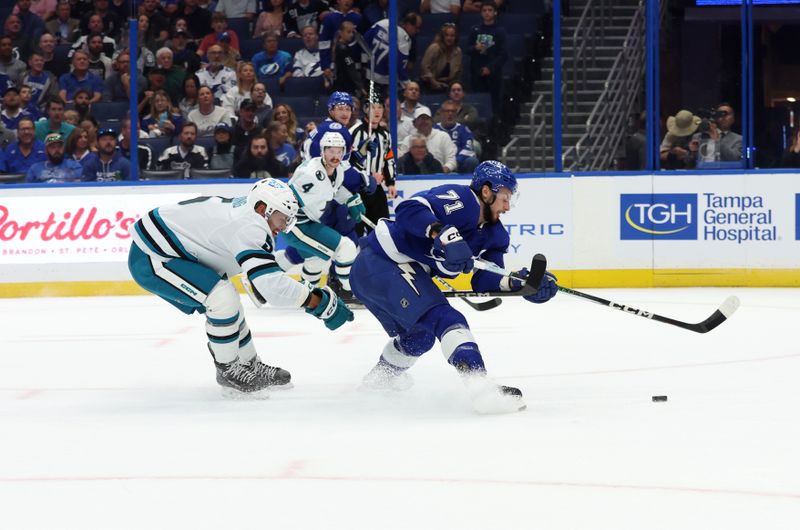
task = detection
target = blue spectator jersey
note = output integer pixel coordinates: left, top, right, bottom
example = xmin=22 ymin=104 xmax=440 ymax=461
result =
xmin=1 ymin=110 xmax=31 ymax=132
xmin=25 ymin=158 xmax=84 ymax=183
xmin=82 ymin=151 xmax=133 ymax=181
xmin=273 ymin=142 xmax=297 ymax=168
xmin=435 ymin=122 xmax=476 ymax=165
xmin=0 ymin=73 xmax=13 ymax=97
xmin=367 ymin=183 xmax=508 ymax=291
xmin=58 ymin=71 xmax=105 ymax=100
xmin=318 ymin=9 xmax=362 ymax=70
xmin=251 ymin=50 xmax=293 ymax=82
xmin=23 ymin=72 xmax=53 ymax=107
xmin=0 ymin=139 xmax=46 ymax=173
xmin=363 ymin=19 xmax=411 ymax=84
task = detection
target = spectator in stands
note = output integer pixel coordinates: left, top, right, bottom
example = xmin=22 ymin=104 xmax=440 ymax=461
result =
xmin=292 ymin=25 xmax=323 ymax=78
xmin=118 ymin=116 xmax=153 ymax=171
xmin=398 ymin=133 xmax=443 ymax=174
xmin=139 ymin=0 xmax=172 ymax=43
xmin=221 ymin=61 xmax=257 ymax=114
xmin=21 ymin=53 xmax=58 ymax=108
xmin=0 ymin=72 xmax=13 ymax=99
xmin=435 ymin=81 xmax=482 ymax=132
xmin=71 ymin=15 xmax=117 ymax=58
xmin=362 ymin=12 xmax=420 ymax=99
xmin=254 ymin=0 xmax=287 ymax=38
xmin=286 ymin=0 xmax=326 ymax=38
xmin=59 ymin=51 xmax=104 ymax=104
xmin=660 ymin=109 xmax=699 ymax=170
xmin=231 ymin=98 xmax=263 ymax=161
xmin=0 ymin=36 xmax=27 ymax=85
xmin=38 ymin=33 xmax=69 ymax=78
xmin=1 ymin=87 xmax=29 ymax=131
xmin=435 ymin=99 xmax=479 ymax=173
xmin=625 ymin=110 xmax=646 ymax=170
xmin=158 ymin=121 xmax=208 ymax=177
xmin=252 ymin=33 xmax=293 ymax=88
xmin=86 ymin=34 xmax=113 ymax=80
xmin=14 ymin=0 xmax=57 ymax=20
xmin=155 ymin=47 xmax=187 ymax=105
xmin=172 ymin=0 xmax=213 ymax=41
xmin=169 ymin=29 xmax=202 ymax=76
xmin=421 ymin=23 xmax=462 ymax=94
xmin=198 ymin=13 xmax=241 ymax=58
xmin=18 ymin=85 xmax=42 ymax=120
xmin=328 ymin=20 xmax=364 ymax=98
xmin=80 ymin=0 xmax=122 ymax=40
xmin=134 ymin=38 xmax=157 ymax=73
xmin=267 ymin=120 xmax=298 ymax=170
xmin=142 ymin=89 xmax=183 ymax=138
xmin=103 ymin=51 xmax=146 ymax=103
xmin=319 ymin=0 xmax=361 ymax=75
xmin=46 ymin=2 xmax=81 ymax=44
xmin=467 ymin=0 xmax=506 ymax=112
xmin=209 ymin=121 xmax=235 ymax=170
xmin=398 ymin=106 xmax=456 ymax=173
xmin=0 ymin=118 xmax=45 ymax=174
xmin=4 ymin=14 xmax=32 ymax=62
xmin=26 ymin=132 xmax=83 ymax=183
xmin=15 ymin=0 xmax=46 ymax=49
xmin=463 ymin=0 xmax=505 ymax=12
xmin=65 ymin=127 xmax=94 ymax=169
xmin=62 ymin=109 xmax=79 ymax=126
xmin=137 ymin=14 xmax=162 ymax=52
xmin=196 ymin=45 xmax=237 ymax=99
xmin=421 ymin=0 xmax=460 ymax=15
xmin=188 ymin=85 xmax=234 ymax=135
xmin=362 ymin=0 xmax=389 ymax=29
xmin=250 ymin=82 xmax=273 ymax=124
xmin=219 ymin=31 xmax=242 ymax=68
xmin=179 ymin=74 xmax=200 ymax=118
xmin=780 ymin=128 xmax=800 ymax=168
xmin=139 ymin=68 xmax=168 ymax=117
xmin=79 ymin=115 xmax=99 ymax=152
xmin=271 ymin=102 xmax=303 ymax=146
xmin=72 ymin=88 xmax=93 ymax=122
xmin=215 ymin=0 xmax=257 ymax=20
xmin=232 ymin=133 xmax=286 ymax=178
xmin=82 ymin=126 xmax=131 ymax=181
xmin=0 ymin=120 xmax=16 ymax=150
xmin=713 ymin=102 xmax=743 ymax=162
xmin=400 ymin=81 xmax=423 ymax=120
xmin=35 ymin=97 xmax=76 ymax=141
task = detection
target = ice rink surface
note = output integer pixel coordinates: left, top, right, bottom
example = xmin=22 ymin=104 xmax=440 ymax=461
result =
xmin=1 ymin=287 xmax=799 ymax=529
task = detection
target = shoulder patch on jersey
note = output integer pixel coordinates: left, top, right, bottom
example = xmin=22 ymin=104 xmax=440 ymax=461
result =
xmin=329 ymin=122 xmax=343 ymax=130
xmin=315 ymin=170 xmax=325 ymax=181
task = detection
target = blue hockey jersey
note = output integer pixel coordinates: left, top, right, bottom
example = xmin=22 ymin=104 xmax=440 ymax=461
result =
xmin=370 ymin=183 xmax=509 ymax=291
xmin=363 ymin=19 xmax=411 ymax=85
xmin=319 ymin=9 xmax=362 ymax=71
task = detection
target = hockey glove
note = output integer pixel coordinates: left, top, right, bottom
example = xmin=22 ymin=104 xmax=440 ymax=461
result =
xmin=305 ymin=286 xmax=354 ymax=330
xmin=523 ymin=271 xmax=558 ymax=304
xmin=346 ymin=193 xmax=366 ymax=223
xmin=432 ymin=225 xmax=474 ymax=274
xmin=349 ymin=149 xmax=367 ymax=172
xmin=505 ymin=267 xmax=529 ymax=291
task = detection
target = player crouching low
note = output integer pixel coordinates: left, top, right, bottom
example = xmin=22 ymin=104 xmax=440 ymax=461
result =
xmin=128 ymin=178 xmax=354 ymax=398
xmin=349 ymin=161 xmax=558 ymax=414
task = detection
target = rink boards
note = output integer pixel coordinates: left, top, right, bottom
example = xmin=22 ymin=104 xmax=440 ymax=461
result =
xmin=0 ymin=171 xmax=798 ymax=297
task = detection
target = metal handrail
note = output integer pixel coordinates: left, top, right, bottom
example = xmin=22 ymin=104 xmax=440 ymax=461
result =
xmin=501 ymin=136 xmax=521 ymax=172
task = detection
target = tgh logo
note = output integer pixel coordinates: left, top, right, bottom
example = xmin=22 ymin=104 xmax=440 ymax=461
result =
xmin=620 ymin=194 xmax=698 ymax=240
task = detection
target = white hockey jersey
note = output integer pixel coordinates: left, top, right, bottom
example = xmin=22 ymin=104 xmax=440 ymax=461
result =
xmin=288 ymin=157 xmax=350 ymax=224
xmin=130 ymin=195 xmax=311 ymax=308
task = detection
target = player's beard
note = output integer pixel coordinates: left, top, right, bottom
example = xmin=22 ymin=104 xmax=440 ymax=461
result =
xmin=482 ymin=195 xmax=497 ymax=224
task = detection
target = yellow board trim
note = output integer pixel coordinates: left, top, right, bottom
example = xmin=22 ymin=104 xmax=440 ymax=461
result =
xmin=1 ymin=269 xmax=798 ymax=298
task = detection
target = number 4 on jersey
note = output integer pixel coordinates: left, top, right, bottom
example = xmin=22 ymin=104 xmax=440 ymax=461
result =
xmin=436 ymin=189 xmax=463 ymax=215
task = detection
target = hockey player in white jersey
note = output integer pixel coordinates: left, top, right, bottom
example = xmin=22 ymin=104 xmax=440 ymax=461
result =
xmin=276 ymin=131 xmax=365 ymax=293
xmin=128 ymin=178 xmax=354 ymax=398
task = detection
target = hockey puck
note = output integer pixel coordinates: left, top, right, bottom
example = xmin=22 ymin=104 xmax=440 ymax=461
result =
xmin=652 ymin=395 xmax=668 ymax=402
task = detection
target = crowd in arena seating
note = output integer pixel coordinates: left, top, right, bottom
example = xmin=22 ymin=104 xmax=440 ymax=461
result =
xmin=0 ymin=0 xmax=540 ymax=183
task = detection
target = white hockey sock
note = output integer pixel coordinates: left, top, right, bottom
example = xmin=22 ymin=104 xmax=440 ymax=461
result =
xmin=205 ymin=280 xmax=244 ymax=364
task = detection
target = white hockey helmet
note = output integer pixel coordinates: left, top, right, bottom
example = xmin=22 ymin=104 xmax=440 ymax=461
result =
xmin=247 ymin=177 xmax=299 ymax=232
xmin=319 ymin=131 xmax=347 ymax=150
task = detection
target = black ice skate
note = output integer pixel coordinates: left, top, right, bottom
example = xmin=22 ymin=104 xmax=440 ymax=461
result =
xmin=214 ymin=358 xmax=271 ymax=399
xmin=327 ymin=274 xmax=363 ymax=308
xmin=455 ymin=361 xmax=526 ymax=414
xmin=249 ymin=355 xmax=293 ymax=390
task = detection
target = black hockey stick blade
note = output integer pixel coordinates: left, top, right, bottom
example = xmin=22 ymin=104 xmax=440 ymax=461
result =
xmin=462 ymin=296 xmax=503 ymax=311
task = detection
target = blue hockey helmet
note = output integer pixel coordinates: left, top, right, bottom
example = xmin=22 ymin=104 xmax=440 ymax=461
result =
xmin=327 ymin=91 xmax=354 ymax=111
xmin=470 ymin=160 xmax=518 ymax=197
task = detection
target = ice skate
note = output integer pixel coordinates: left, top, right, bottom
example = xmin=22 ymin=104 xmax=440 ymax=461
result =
xmin=249 ymin=355 xmax=293 ymax=390
xmin=214 ymin=358 xmax=271 ymax=400
xmin=456 ymin=362 xmax=525 ymax=414
xmin=327 ymin=274 xmax=363 ymax=309
xmin=359 ymin=359 xmax=414 ymax=392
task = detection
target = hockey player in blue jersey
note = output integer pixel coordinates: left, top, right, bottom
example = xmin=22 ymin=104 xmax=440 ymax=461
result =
xmin=128 ymin=178 xmax=354 ymax=399
xmin=349 ymin=161 xmax=558 ymax=414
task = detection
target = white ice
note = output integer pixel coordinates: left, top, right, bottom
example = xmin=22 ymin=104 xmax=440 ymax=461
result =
xmin=1 ymin=288 xmax=799 ymax=530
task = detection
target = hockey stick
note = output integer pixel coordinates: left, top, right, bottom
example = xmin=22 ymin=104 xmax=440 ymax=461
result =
xmin=433 ymin=275 xmax=503 ymax=311
xmin=474 ymin=259 xmax=741 ymax=334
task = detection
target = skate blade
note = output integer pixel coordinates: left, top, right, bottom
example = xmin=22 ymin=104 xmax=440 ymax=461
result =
xmin=267 ymin=382 xmax=294 ymax=391
xmin=219 ymin=386 xmax=271 ymax=400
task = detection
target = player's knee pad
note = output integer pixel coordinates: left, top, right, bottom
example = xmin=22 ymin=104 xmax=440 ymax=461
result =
xmin=204 ymin=279 xmax=243 ymax=363
xmin=302 ymin=256 xmax=327 ymax=285
xmin=396 ymin=328 xmax=436 ymax=357
xmin=333 ymin=236 xmax=357 ymax=289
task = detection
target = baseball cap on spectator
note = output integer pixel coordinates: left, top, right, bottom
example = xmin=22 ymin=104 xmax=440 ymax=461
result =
xmin=239 ymin=98 xmax=257 ymax=111
xmin=4 ymin=86 xmax=19 ymax=94
xmin=413 ymin=106 xmax=432 ymax=120
xmin=666 ymin=110 xmax=701 ymax=137
xmin=148 ymin=67 xmax=168 ymax=77
xmin=97 ymin=127 xmax=117 ymax=139
xmin=214 ymin=122 xmax=231 ymax=133
xmin=218 ymin=32 xmax=231 ymax=42
xmin=172 ymin=29 xmax=190 ymax=39
xmin=45 ymin=133 xmax=64 ymax=145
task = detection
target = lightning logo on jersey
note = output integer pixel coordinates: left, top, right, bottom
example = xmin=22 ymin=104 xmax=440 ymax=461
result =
xmin=398 ymin=263 xmax=420 ymax=296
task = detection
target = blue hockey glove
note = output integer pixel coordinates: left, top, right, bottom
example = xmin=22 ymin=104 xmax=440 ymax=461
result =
xmin=346 ymin=194 xmax=366 ymax=223
xmin=349 ymin=149 xmax=367 ymax=172
xmin=305 ymin=286 xmax=354 ymax=330
xmin=432 ymin=225 xmax=474 ymax=274
xmin=524 ymin=271 xmax=558 ymax=304
xmin=508 ymin=267 xmax=529 ymax=291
